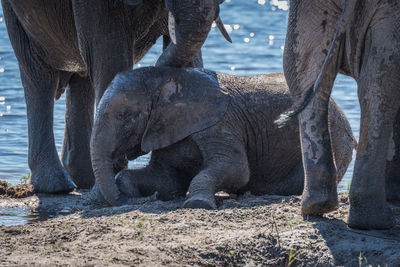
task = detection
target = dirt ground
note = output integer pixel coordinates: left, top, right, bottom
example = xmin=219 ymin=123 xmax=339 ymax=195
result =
xmin=0 ymin=191 xmax=400 ymax=266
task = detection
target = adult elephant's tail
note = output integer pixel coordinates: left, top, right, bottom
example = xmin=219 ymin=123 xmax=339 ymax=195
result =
xmin=275 ymin=0 xmax=358 ymax=127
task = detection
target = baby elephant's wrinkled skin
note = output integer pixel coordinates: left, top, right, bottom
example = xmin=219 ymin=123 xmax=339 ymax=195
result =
xmin=90 ymin=67 xmax=355 ymax=209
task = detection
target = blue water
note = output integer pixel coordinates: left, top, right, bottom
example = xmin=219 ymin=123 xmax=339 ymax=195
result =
xmin=0 ymin=1 xmax=359 ymax=198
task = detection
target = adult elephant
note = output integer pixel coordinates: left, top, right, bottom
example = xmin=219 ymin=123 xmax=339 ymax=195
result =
xmin=1 ymin=0 xmax=230 ymax=193
xmin=280 ymin=0 xmax=400 ymax=229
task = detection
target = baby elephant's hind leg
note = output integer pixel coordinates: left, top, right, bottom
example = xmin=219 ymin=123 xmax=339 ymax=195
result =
xmin=116 ymin=166 xmax=189 ymax=201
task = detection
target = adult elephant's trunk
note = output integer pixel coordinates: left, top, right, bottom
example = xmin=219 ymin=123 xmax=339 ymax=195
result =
xmin=156 ymin=0 xmax=217 ymax=67
xmin=90 ymin=119 xmax=121 ymax=206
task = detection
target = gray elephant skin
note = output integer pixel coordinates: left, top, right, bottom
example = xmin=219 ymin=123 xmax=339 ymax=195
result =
xmin=281 ymin=0 xmax=400 ymax=229
xmin=90 ymin=67 xmax=355 ymax=207
xmin=1 ymin=0 xmax=230 ymax=193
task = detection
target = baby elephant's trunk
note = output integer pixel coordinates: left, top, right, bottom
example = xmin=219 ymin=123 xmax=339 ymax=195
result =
xmin=328 ymin=99 xmax=356 ymax=183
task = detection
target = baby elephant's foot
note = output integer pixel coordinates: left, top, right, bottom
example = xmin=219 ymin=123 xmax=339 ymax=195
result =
xmin=184 ymin=194 xmax=217 ymax=210
xmin=115 ymin=170 xmax=140 ymax=197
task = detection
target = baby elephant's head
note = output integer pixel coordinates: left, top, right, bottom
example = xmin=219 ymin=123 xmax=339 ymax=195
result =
xmin=90 ymin=67 xmax=229 ymax=206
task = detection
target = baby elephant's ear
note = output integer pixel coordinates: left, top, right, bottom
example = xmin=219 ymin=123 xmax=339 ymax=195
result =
xmin=141 ymin=77 xmax=229 ymax=152
xmin=119 ymin=0 xmax=142 ymax=5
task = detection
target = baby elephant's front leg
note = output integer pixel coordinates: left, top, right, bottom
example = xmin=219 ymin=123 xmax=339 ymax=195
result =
xmin=183 ymin=170 xmax=219 ymax=209
xmin=184 ymin=152 xmax=250 ymax=209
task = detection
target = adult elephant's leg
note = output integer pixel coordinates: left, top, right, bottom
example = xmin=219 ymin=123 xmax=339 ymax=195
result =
xmin=2 ymin=0 xmax=75 ymax=192
xmin=298 ymin=100 xmax=338 ymax=215
xmin=71 ymin=0 xmax=134 ymax=104
xmin=349 ymin=76 xmax=398 ymax=229
xmin=300 ymin=95 xmax=355 ymax=211
xmin=297 ymin=98 xmax=355 ymax=205
xmin=348 ymin=9 xmax=400 ymax=229
xmin=284 ymin=0 xmax=343 ymax=98
xmin=61 ymin=74 xmax=95 ymax=189
xmin=21 ymin=69 xmax=76 ymax=193
xmin=22 ymin=70 xmax=77 ymax=193
xmin=284 ymin=0 xmax=343 ymax=215
xmin=385 ymin=108 xmax=400 ymax=201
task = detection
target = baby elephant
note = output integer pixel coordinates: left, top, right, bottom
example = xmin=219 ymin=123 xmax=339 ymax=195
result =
xmin=90 ymin=67 xmax=355 ymax=208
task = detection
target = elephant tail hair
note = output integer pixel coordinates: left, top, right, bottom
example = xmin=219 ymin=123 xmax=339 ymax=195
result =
xmin=274 ymin=84 xmax=315 ymax=128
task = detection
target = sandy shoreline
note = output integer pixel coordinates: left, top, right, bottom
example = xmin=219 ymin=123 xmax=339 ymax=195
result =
xmin=0 ymin=192 xmax=400 ymax=266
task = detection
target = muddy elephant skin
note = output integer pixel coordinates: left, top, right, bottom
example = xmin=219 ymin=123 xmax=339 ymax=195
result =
xmin=282 ymin=0 xmax=400 ymax=229
xmin=90 ymin=67 xmax=355 ymax=208
xmin=1 ymin=0 xmax=227 ymax=193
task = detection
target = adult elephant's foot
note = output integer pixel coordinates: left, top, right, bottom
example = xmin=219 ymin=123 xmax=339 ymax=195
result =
xmin=62 ymin=153 xmax=95 ymax=189
xmin=301 ymin=189 xmax=338 ymax=216
xmin=348 ymin=203 xmax=395 ymax=229
xmin=183 ymin=194 xmax=217 ymax=210
xmin=31 ymin=163 xmax=76 ymax=193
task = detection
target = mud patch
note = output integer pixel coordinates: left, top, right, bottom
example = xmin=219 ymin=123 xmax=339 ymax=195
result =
xmin=0 ymin=181 xmax=34 ymax=198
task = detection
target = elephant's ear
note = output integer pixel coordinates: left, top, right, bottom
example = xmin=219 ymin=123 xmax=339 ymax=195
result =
xmin=141 ymin=75 xmax=229 ymax=152
xmin=119 ymin=0 xmax=142 ymax=5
